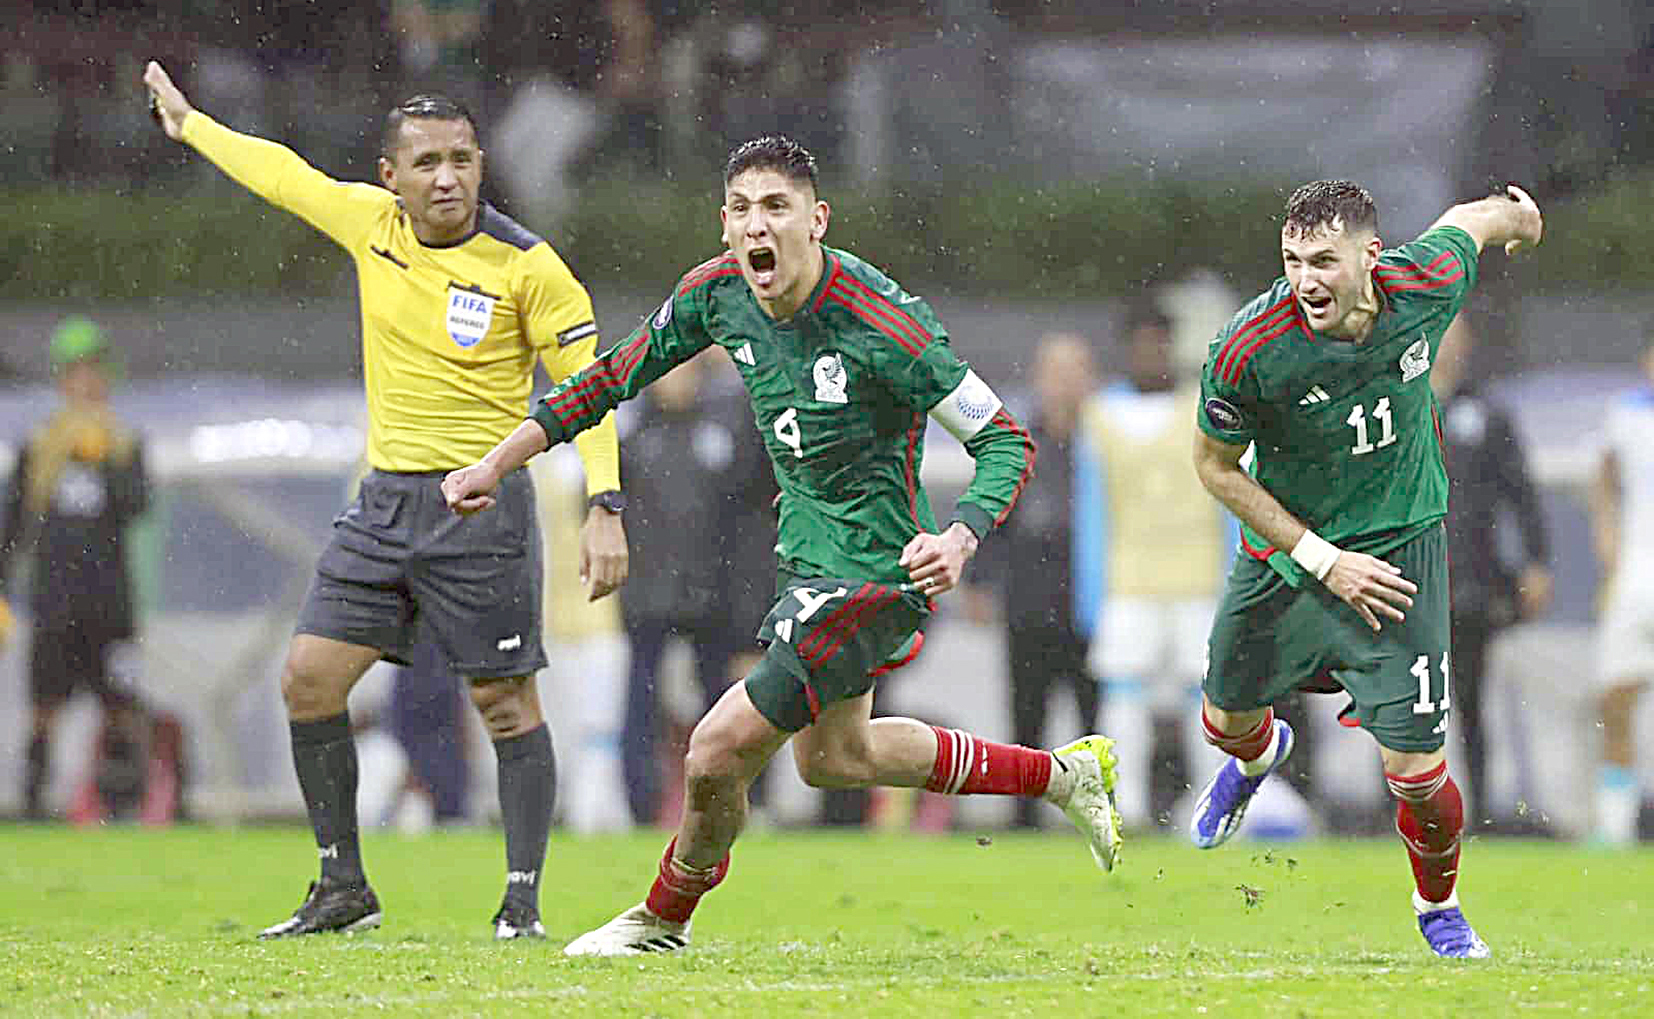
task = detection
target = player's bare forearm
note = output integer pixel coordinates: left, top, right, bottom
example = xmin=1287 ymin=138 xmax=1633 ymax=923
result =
xmin=485 ymin=418 xmax=552 ymax=474
xmin=1192 ymin=431 xmax=1412 ymax=630
xmin=440 ymin=418 xmax=550 ymax=514
xmin=1432 ymin=184 xmax=1543 ymax=256
xmin=1192 ymin=433 xmax=1310 ymax=553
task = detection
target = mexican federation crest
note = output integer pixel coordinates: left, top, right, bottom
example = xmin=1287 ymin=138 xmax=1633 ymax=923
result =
xmin=1400 ymin=335 xmax=1431 ymax=383
xmin=813 ymin=352 xmax=848 ymax=404
xmin=446 ymin=284 xmax=496 ymax=348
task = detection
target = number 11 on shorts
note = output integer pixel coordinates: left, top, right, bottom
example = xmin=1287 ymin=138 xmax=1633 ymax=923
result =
xmin=1410 ymin=653 xmax=1451 ymax=715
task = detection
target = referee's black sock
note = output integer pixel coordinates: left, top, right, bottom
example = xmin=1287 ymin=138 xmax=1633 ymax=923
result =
xmin=289 ymin=713 xmax=366 ymax=885
xmin=495 ymin=723 xmax=556 ymax=910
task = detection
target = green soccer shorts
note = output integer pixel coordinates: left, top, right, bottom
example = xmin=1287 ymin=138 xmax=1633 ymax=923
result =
xmin=1203 ymin=523 xmax=1452 ymax=753
xmin=744 ymin=573 xmax=929 ymax=733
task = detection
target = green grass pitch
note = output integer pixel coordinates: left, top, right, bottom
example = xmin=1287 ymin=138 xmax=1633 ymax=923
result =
xmin=2 ymin=825 xmax=1650 ymax=1017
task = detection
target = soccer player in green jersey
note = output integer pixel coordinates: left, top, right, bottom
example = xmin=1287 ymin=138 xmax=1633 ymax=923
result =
xmin=443 ymin=135 xmax=1124 ymax=955
xmin=144 ymin=61 xmax=629 ymax=941
xmin=1188 ymin=179 xmax=1543 ymax=958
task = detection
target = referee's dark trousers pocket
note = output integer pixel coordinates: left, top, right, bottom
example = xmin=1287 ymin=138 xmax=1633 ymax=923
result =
xmin=365 ymin=487 xmax=405 ymax=528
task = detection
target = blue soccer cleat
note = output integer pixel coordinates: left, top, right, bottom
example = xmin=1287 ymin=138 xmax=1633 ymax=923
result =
xmin=1416 ymin=895 xmax=1491 ymax=959
xmin=1189 ymin=719 xmax=1294 ymax=849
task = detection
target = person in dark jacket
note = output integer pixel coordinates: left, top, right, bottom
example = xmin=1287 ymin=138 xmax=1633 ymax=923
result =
xmin=618 ymin=348 xmax=773 ymax=825
xmin=1432 ymin=312 xmax=1553 ymax=826
xmin=1 ymin=317 xmax=152 ymax=820
xmin=974 ymin=332 xmax=1100 ymax=828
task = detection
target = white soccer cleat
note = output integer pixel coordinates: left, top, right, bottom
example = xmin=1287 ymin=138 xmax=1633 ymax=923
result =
xmin=563 ymin=902 xmax=691 ymax=957
xmin=1050 ymin=735 xmax=1124 ymax=872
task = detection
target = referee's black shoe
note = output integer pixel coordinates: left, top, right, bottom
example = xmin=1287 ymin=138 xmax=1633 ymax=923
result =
xmin=492 ymin=899 xmax=546 ymax=940
xmin=258 ymin=878 xmax=382 ymax=938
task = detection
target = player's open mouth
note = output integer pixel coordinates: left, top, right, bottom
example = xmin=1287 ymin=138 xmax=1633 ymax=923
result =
xmin=748 ymin=247 xmax=777 ymax=286
xmin=1300 ymin=293 xmax=1332 ymax=315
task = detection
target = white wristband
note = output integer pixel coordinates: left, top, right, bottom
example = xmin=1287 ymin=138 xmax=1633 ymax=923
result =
xmin=1290 ymin=529 xmax=1341 ymax=581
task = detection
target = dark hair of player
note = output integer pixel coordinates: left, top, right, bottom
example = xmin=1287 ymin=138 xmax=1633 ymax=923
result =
xmin=1283 ymin=180 xmax=1378 ymax=239
xmin=724 ymin=135 xmax=818 ymax=192
xmin=382 ymin=94 xmax=476 ymax=159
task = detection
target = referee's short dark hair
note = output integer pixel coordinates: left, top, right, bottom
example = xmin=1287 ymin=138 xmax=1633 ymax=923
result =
xmin=382 ymin=94 xmax=476 ymax=159
xmin=724 ymin=135 xmax=818 ymax=192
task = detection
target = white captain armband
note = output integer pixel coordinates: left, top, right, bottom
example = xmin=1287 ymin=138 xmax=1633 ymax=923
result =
xmin=930 ymin=369 xmax=1003 ymax=442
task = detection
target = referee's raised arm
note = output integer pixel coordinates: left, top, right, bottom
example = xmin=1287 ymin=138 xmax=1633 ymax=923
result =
xmin=143 ymin=61 xmax=193 ymax=141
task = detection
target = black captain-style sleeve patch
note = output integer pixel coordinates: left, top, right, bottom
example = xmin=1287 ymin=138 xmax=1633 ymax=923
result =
xmin=557 ymin=322 xmax=598 ymax=347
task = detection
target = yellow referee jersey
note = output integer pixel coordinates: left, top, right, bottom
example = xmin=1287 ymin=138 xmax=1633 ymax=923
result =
xmin=180 ymin=112 xmax=619 ymax=487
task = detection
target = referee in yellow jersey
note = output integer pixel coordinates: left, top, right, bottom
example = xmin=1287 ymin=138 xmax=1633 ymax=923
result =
xmin=145 ymin=61 xmax=628 ymax=940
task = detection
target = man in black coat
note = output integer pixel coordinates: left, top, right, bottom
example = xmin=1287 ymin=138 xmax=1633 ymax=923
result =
xmin=1432 ymin=312 xmax=1553 ymax=827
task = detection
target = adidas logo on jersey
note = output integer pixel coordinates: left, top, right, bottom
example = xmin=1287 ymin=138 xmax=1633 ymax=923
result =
xmin=733 ymin=342 xmax=756 ymax=366
xmin=1298 ymin=385 xmax=1331 ymax=406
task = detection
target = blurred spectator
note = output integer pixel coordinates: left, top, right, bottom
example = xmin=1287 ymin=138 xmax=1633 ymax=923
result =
xmin=0 ymin=317 xmax=177 ymax=823
xmin=974 ymin=332 xmax=1098 ymax=829
xmin=393 ymin=0 xmax=488 ymax=102
xmin=488 ymin=1 xmax=687 ymax=225
xmin=387 ymin=641 xmax=472 ymax=826
xmin=1589 ymin=326 xmax=1654 ymax=846
xmin=618 ymin=349 xmax=768 ymax=826
xmin=531 ymin=445 xmax=633 ymax=834
xmin=1431 ymin=312 xmax=1552 ymax=829
xmin=1078 ymin=303 xmax=1233 ymax=830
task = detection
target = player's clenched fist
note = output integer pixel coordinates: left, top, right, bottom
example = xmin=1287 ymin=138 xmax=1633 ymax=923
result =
xmin=442 ymin=463 xmax=502 ymax=515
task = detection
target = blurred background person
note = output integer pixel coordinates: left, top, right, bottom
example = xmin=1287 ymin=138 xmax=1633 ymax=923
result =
xmin=1078 ymin=302 xmax=1238 ymax=831
xmin=1589 ymin=324 xmax=1654 ymax=846
xmin=617 ymin=349 xmax=766 ymax=827
xmin=975 ymin=331 xmax=1099 ymax=830
xmin=1432 ymin=310 xmax=1553 ymax=830
xmin=0 ymin=317 xmax=162 ymax=822
xmin=531 ymin=444 xmax=634 ymax=834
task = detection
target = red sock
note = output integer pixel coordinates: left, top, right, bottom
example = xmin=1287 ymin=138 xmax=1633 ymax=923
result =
xmin=1201 ymin=707 xmax=1275 ymax=761
xmin=923 ymin=726 xmax=1053 ymax=796
xmin=1388 ymin=764 xmax=1463 ymax=904
xmin=644 ymin=838 xmax=730 ymax=923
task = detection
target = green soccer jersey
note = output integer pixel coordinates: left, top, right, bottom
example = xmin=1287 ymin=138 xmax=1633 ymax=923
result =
xmin=1197 ymin=225 xmax=1480 ymax=583
xmin=531 ymin=246 xmax=1036 ymax=584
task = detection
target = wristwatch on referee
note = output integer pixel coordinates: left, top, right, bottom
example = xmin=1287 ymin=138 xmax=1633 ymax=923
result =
xmin=588 ymin=489 xmax=626 ymax=514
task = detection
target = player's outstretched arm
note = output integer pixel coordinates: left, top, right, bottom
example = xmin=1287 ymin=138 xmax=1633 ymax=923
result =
xmin=441 ymin=418 xmax=552 ymax=515
xmin=143 ymin=61 xmax=194 ymax=141
xmin=1430 ymin=184 xmax=1544 ymax=257
xmin=1193 ymin=430 xmax=1416 ymax=631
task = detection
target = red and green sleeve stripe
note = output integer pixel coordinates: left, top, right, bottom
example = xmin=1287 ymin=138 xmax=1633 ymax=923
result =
xmin=952 ymin=406 xmax=1036 ymax=539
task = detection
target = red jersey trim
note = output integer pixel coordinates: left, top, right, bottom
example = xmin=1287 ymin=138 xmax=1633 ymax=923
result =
xmin=545 ymin=331 xmax=651 ymax=423
xmin=677 ymin=253 xmax=740 ymax=296
xmin=826 ymin=276 xmax=933 ymax=357
xmin=992 ymin=407 xmax=1036 ymax=525
xmin=810 ymin=253 xmax=842 ymax=314
xmin=1216 ymin=297 xmax=1294 ymax=382
xmin=903 ymin=413 xmax=924 ymax=528
xmin=1375 ymin=251 xmax=1463 ymax=293
xmin=1238 ymin=530 xmax=1276 ymax=562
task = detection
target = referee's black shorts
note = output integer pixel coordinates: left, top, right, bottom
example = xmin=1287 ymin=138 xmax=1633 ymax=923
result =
xmin=296 ymin=467 xmax=547 ymax=680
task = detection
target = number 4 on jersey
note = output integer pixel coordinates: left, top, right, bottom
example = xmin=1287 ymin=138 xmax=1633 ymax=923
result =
xmin=772 ymin=585 xmax=848 ymax=642
xmin=773 ymin=407 xmax=803 ymax=458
